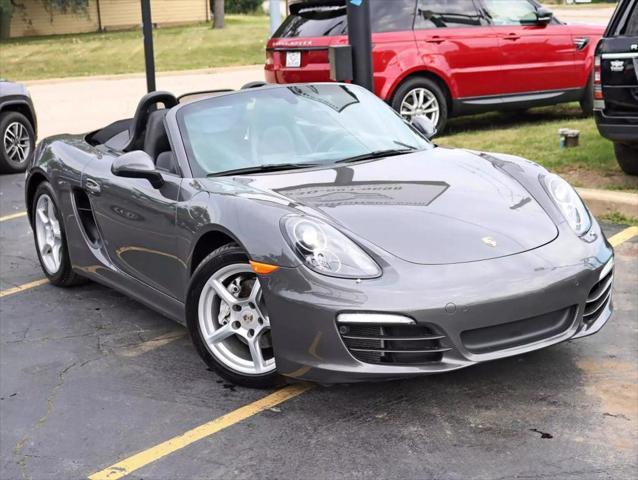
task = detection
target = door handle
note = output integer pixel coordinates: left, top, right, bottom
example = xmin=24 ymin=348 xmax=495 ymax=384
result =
xmin=85 ymin=178 xmax=101 ymax=195
xmin=503 ymin=33 xmax=521 ymax=41
xmin=425 ymin=35 xmax=445 ymax=44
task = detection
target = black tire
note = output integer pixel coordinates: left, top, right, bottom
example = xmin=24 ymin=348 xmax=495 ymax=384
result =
xmin=0 ymin=111 xmax=35 ymax=174
xmin=31 ymin=181 xmax=86 ymax=286
xmin=186 ymin=244 xmax=284 ymax=388
xmin=579 ymin=78 xmax=594 ymax=116
xmin=391 ymin=76 xmax=449 ymax=134
xmin=614 ymin=143 xmax=638 ymax=175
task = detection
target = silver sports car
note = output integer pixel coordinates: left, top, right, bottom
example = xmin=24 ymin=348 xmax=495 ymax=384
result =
xmin=26 ymin=83 xmax=614 ymax=387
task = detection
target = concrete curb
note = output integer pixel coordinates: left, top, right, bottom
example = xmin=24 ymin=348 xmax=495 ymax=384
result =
xmin=21 ymin=64 xmax=263 ymax=86
xmin=577 ymin=188 xmax=638 ymax=219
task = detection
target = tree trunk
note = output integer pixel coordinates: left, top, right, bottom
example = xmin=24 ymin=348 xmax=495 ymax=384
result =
xmin=212 ymin=0 xmax=224 ymax=29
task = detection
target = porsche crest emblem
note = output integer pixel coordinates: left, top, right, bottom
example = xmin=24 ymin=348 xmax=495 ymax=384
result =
xmin=482 ymin=236 xmax=497 ymax=248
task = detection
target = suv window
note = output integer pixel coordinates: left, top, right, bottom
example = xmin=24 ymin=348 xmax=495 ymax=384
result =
xmin=415 ymin=0 xmax=485 ymax=29
xmin=621 ymin=1 xmax=638 ymax=35
xmin=274 ymin=0 xmax=416 ymax=38
xmin=483 ymin=0 xmax=537 ymax=26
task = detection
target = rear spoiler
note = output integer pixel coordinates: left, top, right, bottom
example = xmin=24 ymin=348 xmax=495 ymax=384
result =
xmin=289 ymin=0 xmax=345 ymax=15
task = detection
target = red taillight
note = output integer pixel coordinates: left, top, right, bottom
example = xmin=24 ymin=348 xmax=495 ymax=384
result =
xmin=593 ymin=55 xmax=603 ymax=101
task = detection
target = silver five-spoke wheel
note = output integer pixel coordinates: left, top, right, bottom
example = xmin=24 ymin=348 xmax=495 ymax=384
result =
xmin=400 ymin=88 xmax=440 ymax=125
xmin=34 ymin=194 xmax=63 ymax=275
xmin=198 ymin=263 xmax=276 ymax=375
xmin=3 ymin=121 xmax=31 ymax=166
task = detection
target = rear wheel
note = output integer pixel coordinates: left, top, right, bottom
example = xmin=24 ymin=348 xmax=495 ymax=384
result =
xmin=579 ymin=78 xmax=594 ymax=116
xmin=32 ymin=182 xmax=85 ymax=286
xmin=391 ymin=77 xmax=449 ymax=134
xmin=0 ymin=111 xmax=35 ymax=174
xmin=186 ymin=244 xmax=283 ymax=388
xmin=614 ymin=143 xmax=638 ymax=175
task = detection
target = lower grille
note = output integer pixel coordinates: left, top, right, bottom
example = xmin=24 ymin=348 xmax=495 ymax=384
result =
xmin=460 ymin=306 xmax=575 ymax=355
xmin=584 ymin=263 xmax=613 ymax=325
xmin=338 ymin=322 xmax=449 ymax=365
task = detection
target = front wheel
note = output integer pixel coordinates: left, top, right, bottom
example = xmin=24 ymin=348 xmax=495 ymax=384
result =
xmin=391 ymin=77 xmax=449 ymax=134
xmin=186 ymin=244 xmax=283 ymax=388
xmin=579 ymin=78 xmax=594 ymax=116
xmin=614 ymin=143 xmax=638 ymax=175
xmin=0 ymin=111 xmax=35 ymax=174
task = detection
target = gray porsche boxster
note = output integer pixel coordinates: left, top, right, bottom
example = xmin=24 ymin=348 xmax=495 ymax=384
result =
xmin=26 ymin=83 xmax=614 ymax=387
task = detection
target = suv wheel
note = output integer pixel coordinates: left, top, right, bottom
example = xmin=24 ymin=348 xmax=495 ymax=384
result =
xmin=579 ymin=78 xmax=594 ymax=116
xmin=0 ymin=111 xmax=35 ymax=174
xmin=614 ymin=143 xmax=638 ymax=175
xmin=392 ymin=77 xmax=449 ymax=134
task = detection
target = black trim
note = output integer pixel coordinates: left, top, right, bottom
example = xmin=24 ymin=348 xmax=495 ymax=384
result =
xmin=0 ymin=95 xmax=37 ymax=137
xmin=452 ymin=88 xmax=584 ymax=115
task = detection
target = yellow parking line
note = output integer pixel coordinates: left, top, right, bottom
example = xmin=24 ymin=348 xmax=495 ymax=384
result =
xmin=88 ymin=383 xmax=313 ymax=480
xmin=0 ymin=279 xmax=49 ymax=298
xmin=609 ymin=226 xmax=638 ymax=248
xmin=0 ymin=211 xmax=27 ymax=222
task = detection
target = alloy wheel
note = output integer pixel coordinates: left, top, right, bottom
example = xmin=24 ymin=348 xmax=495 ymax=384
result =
xmin=3 ymin=121 xmax=31 ymax=166
xmin=34 ymin=194 xmax=63 ymax=274
xmin=198 ymin=263 xmax=276 ymax=375
xmin=400 ymin=88 xmax=440 ymax=125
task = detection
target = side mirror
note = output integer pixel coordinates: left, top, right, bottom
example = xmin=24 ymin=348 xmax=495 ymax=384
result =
xmin=535 ymin=8 xmax=553 ymax=26
xmin=112 ymin=151 xmax=164 ymax=189
xmin=412 ymin=115 xmax=437 ymax=140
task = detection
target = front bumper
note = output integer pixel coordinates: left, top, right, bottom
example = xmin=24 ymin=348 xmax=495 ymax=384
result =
xmin=260 ymin=223 xmax=614 ymax=383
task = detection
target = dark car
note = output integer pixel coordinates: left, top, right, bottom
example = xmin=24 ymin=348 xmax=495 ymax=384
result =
xmin=594 ymin=0 xmax=638 ymax=175
xmin=0 ymin=80 xmax=37 ymax=174
xmin=25 ymin=84 xmax=613 ymax=388
xmin=265 ymin=0 xmax=602 ymax=133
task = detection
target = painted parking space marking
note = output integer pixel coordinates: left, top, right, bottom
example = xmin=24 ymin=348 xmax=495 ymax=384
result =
xmin=0 ymin=278 xmax=49 ymax=298
xmin=0 ymin=211 xmax=27 ymax=222
xmin=609 ymin=226 xmax=638 ymax=247
xmin=87 ymin=383 xmax=313 ymax=480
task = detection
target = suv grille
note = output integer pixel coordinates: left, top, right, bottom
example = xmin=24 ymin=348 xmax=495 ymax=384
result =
xmin=338 ymin=323 xmax=449 ymax=365
xmin=584 ymin=265 xmax=613 ymax=325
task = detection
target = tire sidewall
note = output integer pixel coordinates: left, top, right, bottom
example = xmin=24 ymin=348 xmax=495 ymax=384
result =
xmin=391 ymin=77 xmax=449 ymax=134
xmin=186 ymin=245 xmax=283 ymax=388
xmin=32 ymin=182 xmax=74 ymax=284
xmin=614 ymin=143 xmax=638 ymax=176
xmin=0 ymin=111 xmax=35 ymax=174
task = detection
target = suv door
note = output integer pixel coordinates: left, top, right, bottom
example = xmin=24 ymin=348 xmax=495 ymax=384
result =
xmin=481 ymin=0 xmax=581 ymax=95
xmin=598 ymin=0 xmax=638 ymax=118
xmin=413 ymin=0 xmax=502 ymax=99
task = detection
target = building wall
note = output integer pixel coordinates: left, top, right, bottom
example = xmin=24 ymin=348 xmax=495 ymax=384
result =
xmin=9 ymin=0 xmax=209 ymax=38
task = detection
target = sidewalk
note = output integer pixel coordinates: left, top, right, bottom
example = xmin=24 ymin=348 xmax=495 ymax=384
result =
xmin=27 ymin=66 xmax=263 ymax=139
xmin=551 ymin=6 xmax=615 ymax=25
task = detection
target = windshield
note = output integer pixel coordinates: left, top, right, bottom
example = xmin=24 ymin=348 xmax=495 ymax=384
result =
xmin=177 ymin=84 xmax=431 ymax=177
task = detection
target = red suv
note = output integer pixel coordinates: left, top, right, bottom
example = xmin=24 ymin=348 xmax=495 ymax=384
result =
xmin=265 ymin=0 xmax=603 ymax=132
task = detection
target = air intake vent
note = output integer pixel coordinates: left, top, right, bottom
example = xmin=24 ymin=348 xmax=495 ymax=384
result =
xmin=584 ymin=262 xmax=613 ymax=325
xmin=337 ymin=321 xmax=449 ymax=365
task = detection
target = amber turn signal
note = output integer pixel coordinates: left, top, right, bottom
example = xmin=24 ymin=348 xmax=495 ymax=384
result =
xmin=249 ymin=260 xmax=280 ymax=275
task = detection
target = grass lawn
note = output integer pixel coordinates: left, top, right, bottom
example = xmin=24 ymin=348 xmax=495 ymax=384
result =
xmin=0 ymin=15 xmax=269 ymax=81
xmin=438 ymin=103 xmax=638 ymax=191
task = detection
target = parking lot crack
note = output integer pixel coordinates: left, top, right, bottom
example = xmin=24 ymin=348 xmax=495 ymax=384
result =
xmin=12 ymin=357 xmax=99 ymax=479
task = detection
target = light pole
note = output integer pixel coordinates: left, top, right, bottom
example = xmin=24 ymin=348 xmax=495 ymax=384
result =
xmin=347 ymin=0 xmax=373 ymax=92
xmin=141 ymin=0 xmax=156 ymax=93
xmin=269 ymin=0 xmax=280 ymax=34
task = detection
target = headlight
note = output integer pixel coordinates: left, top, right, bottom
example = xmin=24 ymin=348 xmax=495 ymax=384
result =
xmin=282 ymin=216 xmax=381 ymax=279
xmin=544 ymin=174 xmax=591 ymax=236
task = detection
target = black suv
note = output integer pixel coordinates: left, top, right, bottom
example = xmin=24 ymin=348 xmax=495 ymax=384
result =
xmin=0 ymin=81 xmax=38 ymax=174
xmin=594 ymin=0 xmax=638 ymax=175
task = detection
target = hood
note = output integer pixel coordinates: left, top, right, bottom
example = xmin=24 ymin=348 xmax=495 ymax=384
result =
xmin=229 ymin=148 xmax=559 ymax=265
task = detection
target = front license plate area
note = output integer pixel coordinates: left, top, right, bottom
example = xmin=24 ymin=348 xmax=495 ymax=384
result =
xmin=286 ymin=51 xmax=301 ymax=68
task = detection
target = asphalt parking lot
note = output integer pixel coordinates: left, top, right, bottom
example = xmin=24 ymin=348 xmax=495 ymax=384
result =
xmin=1 ymin=171 xmax=637 ymax=479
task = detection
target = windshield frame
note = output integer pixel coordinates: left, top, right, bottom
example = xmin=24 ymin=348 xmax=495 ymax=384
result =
xmin=170 ymin=83 xmax=433 ymax=178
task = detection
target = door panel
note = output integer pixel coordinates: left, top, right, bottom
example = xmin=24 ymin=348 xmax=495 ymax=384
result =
xmin=483 ymin=0 xmax=580 ymax=93
xmin=82 ymin=156 xmax=183 ymax=299
xmin=414 ymin=0 xmax=502 ymax=98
